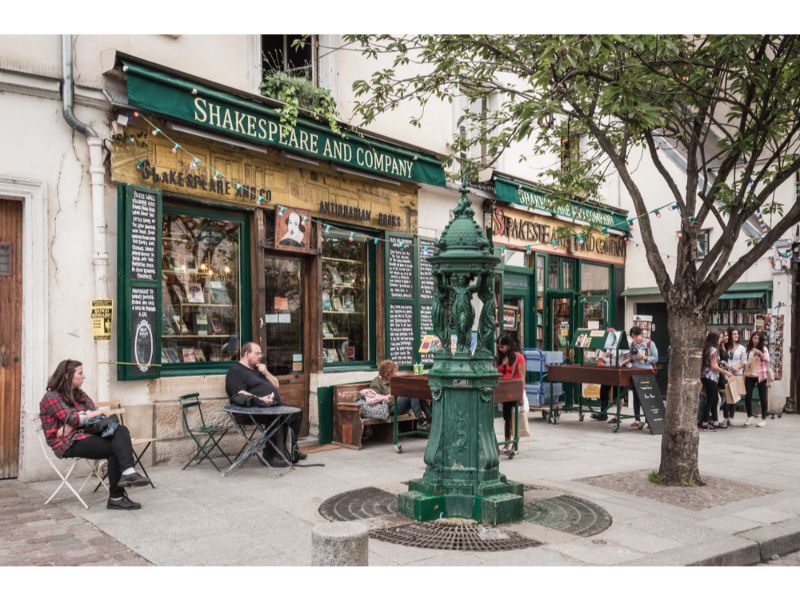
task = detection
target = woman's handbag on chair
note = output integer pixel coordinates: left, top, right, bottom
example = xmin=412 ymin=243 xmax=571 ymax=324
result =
xmin=82 ymin=414 xmax=120 ymax=438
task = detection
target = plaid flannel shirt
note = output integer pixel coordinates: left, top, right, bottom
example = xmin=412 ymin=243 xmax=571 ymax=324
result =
xmin=39 ymin=390 xmax=96 ymax=458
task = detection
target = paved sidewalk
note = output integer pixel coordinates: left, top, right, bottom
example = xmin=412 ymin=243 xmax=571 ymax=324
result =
xmin=13 ymin=411 xmax=800 ymax=566
xmin=0 ymin=479 xmax=150 ymax=566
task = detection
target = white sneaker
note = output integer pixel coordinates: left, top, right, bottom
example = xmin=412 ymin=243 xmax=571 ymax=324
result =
xmin=757 ymin=419 xmax=766 ymax=428
xmin=744 ymin=417 xmax=754 ymax=427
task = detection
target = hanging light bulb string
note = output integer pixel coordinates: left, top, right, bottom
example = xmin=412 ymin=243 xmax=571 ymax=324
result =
xmin=125 ymin=112 xmax=789 ymax=259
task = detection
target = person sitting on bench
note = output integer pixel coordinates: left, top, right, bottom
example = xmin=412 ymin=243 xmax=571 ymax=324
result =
xmin=371 ymin=360 xmax=431 ymax=430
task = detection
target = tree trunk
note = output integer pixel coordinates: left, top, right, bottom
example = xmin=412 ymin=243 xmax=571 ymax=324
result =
xmin=658 ymin=309 xmax=708 ymax=485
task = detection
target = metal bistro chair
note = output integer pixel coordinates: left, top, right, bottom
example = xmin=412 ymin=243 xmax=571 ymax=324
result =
xmin=179 ymin=393 xmax=232 ymax=471
xmin=92 ymin=403 xmax=156 ymax=491
xmin=35 ymin=416 xmax=108 ymax=509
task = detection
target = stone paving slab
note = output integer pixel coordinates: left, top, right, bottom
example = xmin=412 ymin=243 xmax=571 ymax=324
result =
xmin=580 ymin=468 xmax=778 ymax=511
xmin=0 ymin=480 xmax=150 ymax=566
xmin=16 ymin=412 xmax=800 ymax=566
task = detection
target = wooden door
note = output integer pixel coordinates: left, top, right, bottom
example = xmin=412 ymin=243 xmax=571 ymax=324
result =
xmin=0 ymin=198 xmax=22 ymax=479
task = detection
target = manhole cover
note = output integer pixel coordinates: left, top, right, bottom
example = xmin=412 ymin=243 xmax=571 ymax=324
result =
xmin=319 ymin=487 xmax=398 ymax=521
xmin=523 ymin=495 xmax=612 ymax=537
xmin=370 ymin=520 xmax=540 ymax=552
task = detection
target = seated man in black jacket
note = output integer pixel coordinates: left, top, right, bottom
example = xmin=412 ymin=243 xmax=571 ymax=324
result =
xmin=224 ymin=341 xmax=306 ymax=464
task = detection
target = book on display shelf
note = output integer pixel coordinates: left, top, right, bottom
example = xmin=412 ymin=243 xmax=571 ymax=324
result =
xmin=186 ymin=282 xmax=205 ymax=304
xmin=182 ymin=348 xmax=197 ymax=362
xmin=172 ymin=315 xmax=190 ymax=334
xmin=165 ymin=347 xmax=180 ymax=363
xmin=209 ymin=316 xmax=224 ymax=334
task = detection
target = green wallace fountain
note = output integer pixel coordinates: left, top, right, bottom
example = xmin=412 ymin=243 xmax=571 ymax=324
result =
xmin=397 ymin=182 xmax=524 ymax=525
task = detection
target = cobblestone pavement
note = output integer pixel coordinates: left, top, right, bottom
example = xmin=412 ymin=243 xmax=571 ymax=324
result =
xmin=0 ymin=480 xmax=150 ymax=566
xmin=580 ymin=469 xmax=777 ymax=511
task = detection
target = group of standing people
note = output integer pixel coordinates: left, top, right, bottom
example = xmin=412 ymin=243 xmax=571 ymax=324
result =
xmin=700 ymin=327 xmax=770 ymax=430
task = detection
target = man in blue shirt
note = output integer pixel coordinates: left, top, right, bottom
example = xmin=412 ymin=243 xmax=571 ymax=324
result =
xmin=592 ymin=325 xmax=658 ymax=427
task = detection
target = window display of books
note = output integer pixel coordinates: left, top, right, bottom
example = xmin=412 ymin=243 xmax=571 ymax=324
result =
xmin=161 ymin=213 xmax=243 ymax=365
xmin=320 ymin=243 xmax=367 ymax=365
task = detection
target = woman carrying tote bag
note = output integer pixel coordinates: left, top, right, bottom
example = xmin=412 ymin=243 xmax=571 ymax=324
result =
xmin=743 ymin=332 xmax=770 ymax=427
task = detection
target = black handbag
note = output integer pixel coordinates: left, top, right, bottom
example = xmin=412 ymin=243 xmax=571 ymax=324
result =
xmin=83 ymin=414 xmax=121 ymax=438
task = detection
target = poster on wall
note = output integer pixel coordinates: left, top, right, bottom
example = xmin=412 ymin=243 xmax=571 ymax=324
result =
xmin=274 ymin=207 xmax=312 ymax=252
xmin=91 ymin=299 xmax=113 ymax=341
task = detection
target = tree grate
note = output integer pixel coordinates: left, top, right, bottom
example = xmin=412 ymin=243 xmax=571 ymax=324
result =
xmin=523 ymin=495 xmax=612 ymax=537
xmin=370 ymin=521 xmax=541 ymax=552
xmin=318 ymin=487 xmax=398 ymax=522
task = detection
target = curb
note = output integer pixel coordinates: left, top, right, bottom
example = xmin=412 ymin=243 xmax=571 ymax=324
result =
xmin=737 ymin=516 xmax=800 ymax=563
xmin=622 ymin=517 xmax=800 ymax=566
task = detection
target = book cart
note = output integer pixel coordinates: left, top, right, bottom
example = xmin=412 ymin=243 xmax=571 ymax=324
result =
xmin=523 ymin=349 xmax=565 ymax=424
xmin=545 ymin=328 xmax=651 ymax=432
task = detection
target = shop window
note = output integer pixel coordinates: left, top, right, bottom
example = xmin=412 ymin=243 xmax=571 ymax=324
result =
xmin=321 ymin=229 xmax=371 ymax=366
xmin=161 ymin=212 xmax=242 ymax=365
xmin=548 ymin=256 xmax=559 ymax=290
xmin=580 ymin=263 xmax=610 ymax=297
xmin=262 ymin=34 xmax=317 ymax=83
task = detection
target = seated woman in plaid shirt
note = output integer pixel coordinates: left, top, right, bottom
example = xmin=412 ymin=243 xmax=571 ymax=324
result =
xmin=39 ymin=359 xmax=151 ymax=510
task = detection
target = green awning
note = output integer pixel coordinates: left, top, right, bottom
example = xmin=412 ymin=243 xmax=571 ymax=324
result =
xmin=122 ymin=60 xmax=446 ymax=187
xmin=621 ymin=286 xmax=661 ymax=297
xmin=494 ymin=176 xmax=630 ymax=232
xmin=719 ymin=291 xmax=766 ymax=301
xmin=622 ymin=281 xmax=772 ymax=299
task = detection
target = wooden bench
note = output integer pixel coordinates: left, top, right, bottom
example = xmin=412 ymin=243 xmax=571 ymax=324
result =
xmin=332 ymin=382 xmax=418 ymax=450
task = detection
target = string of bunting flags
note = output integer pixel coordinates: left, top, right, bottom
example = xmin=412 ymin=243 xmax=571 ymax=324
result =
xmin=123 ymin=111 xmax=792 ymax=262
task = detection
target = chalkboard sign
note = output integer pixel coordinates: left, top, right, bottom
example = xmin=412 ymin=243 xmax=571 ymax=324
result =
xmin=130 ymin=188 xmax=158 ymax=281
xmin=387 ymin=235 xmax=414 ymax=299
xmin=630 ymin=375 xmax=665 ymax=435
xmin=119 ymin=185 xmax=162 ymax=380
xmin=130 ymin=287 xmax=157 ymax=375
xmin=419 ymin=239 xmax=435 ymax=300
xmin=388 ymin=304 xmax=414 ymax=365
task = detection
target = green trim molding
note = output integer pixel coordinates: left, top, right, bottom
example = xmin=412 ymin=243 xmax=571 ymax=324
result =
xmin=621 ymin=281 xmax=773 ymax=298
xmin=122 ymin=60 xmax=446 ymax=187
xmin=493 ymin=176 xmax=629 ymax=233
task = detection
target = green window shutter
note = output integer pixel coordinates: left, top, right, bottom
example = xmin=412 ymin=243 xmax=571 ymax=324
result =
xmin=118 ymin=184 xmax=163 ymax=380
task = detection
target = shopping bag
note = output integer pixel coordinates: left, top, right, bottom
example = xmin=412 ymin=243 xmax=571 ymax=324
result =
xmin=512 ymin=410 xmax=531 ymax=437
xmin=744 ymin=355 xmax=760 ymax=378
xmin=725 ymin=375 xmax=744 ymax=405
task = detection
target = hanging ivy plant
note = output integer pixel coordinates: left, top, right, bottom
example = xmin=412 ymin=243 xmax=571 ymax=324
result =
xmin=260 ymin=71 xmax=340 ymax=135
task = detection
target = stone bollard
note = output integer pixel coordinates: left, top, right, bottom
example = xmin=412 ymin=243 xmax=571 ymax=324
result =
xmin=311 ymin=521 xmax=369 ymax=566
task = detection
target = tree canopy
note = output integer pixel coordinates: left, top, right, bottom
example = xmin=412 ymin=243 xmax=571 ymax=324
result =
xmin=347 ymin=35 xmax=800 ymax=310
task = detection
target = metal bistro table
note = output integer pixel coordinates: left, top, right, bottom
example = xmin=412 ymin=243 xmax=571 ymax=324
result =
xmin=222 ymin=405 xmax=301 ymax=477
xmin=390 ymin=375 xmax=524 ymax=455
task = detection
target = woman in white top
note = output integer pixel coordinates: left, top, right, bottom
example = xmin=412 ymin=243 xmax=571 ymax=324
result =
xmin=722 ymin=327 xmax=747 ymax=426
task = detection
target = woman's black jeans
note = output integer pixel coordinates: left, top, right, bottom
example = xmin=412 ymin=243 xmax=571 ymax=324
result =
xmin=64 ymin=425 xmax=134 ymax=497
xmin=700 ymin=378 xmax=720 ymax=424
xmin=744 ymin=377 xmax=768 ymax=419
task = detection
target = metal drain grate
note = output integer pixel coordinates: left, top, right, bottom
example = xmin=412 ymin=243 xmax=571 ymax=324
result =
xmin=319 ymin=487 xmax=398 ymax=522
xmin=523 ymin=495 xmax=612 ymax=537
xmin=370 ymin=520 xmax=540 ymax=552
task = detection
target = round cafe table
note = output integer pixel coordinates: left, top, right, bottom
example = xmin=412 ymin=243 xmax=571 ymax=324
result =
xmin=222 ymin=404 xmax=301 ymax=477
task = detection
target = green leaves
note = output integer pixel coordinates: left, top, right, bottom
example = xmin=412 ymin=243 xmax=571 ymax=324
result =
xmin=260 ymin=71 xmax=340 ymax=134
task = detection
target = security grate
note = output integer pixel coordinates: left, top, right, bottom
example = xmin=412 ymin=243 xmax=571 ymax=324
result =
xmin=523 ymin=495 xmax=612 ymax=537
xmin=370 ymin=520 xmax=540 ymax=552
xmin=318 ymin=487 xmax=398 ymax=522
